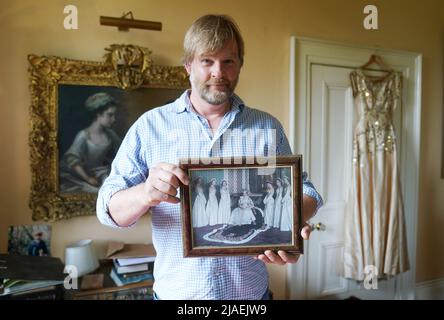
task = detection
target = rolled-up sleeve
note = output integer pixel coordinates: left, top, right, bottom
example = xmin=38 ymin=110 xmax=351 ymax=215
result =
xmin=96 ymin=118 xmax=149 ymax=229
xmin=302 ymin=172 xmax=324 ymax=213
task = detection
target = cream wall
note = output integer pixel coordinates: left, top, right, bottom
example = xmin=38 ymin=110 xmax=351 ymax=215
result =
xmin=0 ymin=0 xmax=443 ymax=299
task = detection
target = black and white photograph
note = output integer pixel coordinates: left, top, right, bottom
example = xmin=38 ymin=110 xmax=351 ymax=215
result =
xmin=180 ymin=156 xmax=303 ymax=257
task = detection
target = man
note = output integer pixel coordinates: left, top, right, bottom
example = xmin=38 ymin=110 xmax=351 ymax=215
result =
xmin=97 ymin=14 xmax=323 ymax=299
xmin=27 ymin=231 xmax=49 ymax=256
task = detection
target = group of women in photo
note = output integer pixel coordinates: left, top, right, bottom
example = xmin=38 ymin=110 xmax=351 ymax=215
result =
xmin=191 ymin=176 xmax=293 ymax=232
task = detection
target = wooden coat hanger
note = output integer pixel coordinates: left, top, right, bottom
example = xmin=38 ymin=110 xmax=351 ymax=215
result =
xmin=359 ymin=54 xmax=392 ymax=73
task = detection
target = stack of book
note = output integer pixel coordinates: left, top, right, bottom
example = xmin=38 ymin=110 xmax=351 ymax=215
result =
xmin=67 ymin=259 xmax=154 ymax=300
xmin=110 ymin=257 xmax=154 ymax=287
xmin=105 ymin=242 xmax=156 ymax=287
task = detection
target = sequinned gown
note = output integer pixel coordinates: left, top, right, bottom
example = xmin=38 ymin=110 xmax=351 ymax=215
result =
xmin=343 ymin=70 xmax=410 ymax=281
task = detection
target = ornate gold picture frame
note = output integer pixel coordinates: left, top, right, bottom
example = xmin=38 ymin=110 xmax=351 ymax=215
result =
xmin=28 ymin=44 xmax=189 ymax=221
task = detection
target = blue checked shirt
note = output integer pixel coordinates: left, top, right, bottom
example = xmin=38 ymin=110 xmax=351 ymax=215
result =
xmin=97 ymin=90 xmax=323 ymax=300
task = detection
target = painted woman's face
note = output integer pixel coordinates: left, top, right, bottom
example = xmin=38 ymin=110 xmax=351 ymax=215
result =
xmin=97 ymin=105 xmax=117 ymax=128
xmin=222 ymin=181 xmax=227 ymax=187
xmin=276 ymin=179 xmax=282 ymax=187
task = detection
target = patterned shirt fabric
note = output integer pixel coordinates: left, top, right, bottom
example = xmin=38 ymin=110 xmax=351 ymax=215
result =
xmin=97 ymin=90 xmax=323 ymax=299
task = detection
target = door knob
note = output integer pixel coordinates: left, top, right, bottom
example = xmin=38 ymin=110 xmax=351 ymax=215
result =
xmin=311 ymin=222 xmax=326 ymax=231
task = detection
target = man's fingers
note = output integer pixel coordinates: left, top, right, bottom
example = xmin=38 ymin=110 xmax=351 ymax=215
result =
xmin=152 ymin=177 xmax=178 ymax=197
xmin=171 ymin=167 xmax=189 ymax=186
xmin=162 ymin=195 xmax=181 ymax=204
xmin=301 ymin=224 xmax=311 ymax=240
xmin=277 ymin=250 xmax=300 ymax=264
xmin=157 ymin=168 xmax=181 ymax=189
xmin=158 ymin=163 xmax=189 ymax=185
xmin=258 ymin=251 xmax=300 ymax=264
xmin=143 ymin=163 xmax=188 ymax=207
xmin=257 ymin=254 xmax=272 ymax=264
xmin=148 ymin=185 xmax=180 ymax=204
xmin=264 ymin=250 xmax=285 ymax=265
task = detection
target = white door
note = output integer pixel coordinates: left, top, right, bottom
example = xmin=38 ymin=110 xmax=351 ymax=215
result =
xmin=288 ymin=37 xmax=422 ymax=300
xmin=306 ymin=64 xmax=400 ymax=299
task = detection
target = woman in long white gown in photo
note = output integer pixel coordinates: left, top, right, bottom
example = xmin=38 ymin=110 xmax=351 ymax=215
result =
xmin=229 ymin=190 xmax=256 ymax=226
xmin=192 ymin=177 xmax=208 ymax=227
xmin=280 ymin=176 xmax=293 ymax=231
xmin=206 ymin=178 xmax=219 ymax=226
xmin=263 ymin=181 xmax=275 ymax=228
xmin=273 ymin=178 xmax=283 ymax=228
xmin=217 ymin=180 xmax=231 ymax=225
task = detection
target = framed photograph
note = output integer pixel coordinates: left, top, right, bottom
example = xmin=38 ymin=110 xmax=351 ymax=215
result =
xmin=28 ymin=44 xmax=189 ymax=221
xmin=7 ymin=224 xmax=52 ymax=256
xmin=179 ymin=156 xmax=303 ymax=257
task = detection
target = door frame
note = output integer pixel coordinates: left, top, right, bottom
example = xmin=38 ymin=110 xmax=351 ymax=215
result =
xmin=287 ymin=36 xmax=422 ymax=300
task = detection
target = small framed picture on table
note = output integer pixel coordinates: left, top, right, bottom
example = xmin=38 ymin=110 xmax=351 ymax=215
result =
xmin=179 ymin=156 xmax=303 ymax=257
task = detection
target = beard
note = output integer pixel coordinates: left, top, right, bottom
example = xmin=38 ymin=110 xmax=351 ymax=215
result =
xmin=190 ymin=73 xmax=238 ymax=105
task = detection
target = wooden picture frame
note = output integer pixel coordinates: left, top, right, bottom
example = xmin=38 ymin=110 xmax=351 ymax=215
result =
xmin=28 ymin=44 xmax=189 ymax=221
xmin=179 ymin=156 xmax=303 ymax=257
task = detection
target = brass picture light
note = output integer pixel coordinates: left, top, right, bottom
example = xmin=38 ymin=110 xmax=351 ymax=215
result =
xmin=100 ymin=11 xmax=162 ymax=31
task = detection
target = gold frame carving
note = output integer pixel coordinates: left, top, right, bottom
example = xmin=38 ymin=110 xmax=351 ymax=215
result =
xmin=28 ymin=44 xmax=189 ymax=221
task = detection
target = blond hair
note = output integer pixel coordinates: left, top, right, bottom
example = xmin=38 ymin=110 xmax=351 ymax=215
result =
xmin=182 ymin=14 xmax=244 ymax=66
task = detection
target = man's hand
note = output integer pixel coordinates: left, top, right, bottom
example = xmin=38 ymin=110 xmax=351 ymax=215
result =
xmin=108 ymin=162 xmax=189 ymax=227
xmin=139 ymin=162 xmax=189 ymax=207
xmin=256 ymin=223 xmax=311 ymax=265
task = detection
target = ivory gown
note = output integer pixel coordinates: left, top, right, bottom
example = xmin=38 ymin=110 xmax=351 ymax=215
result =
xmin=343 ymin=69 xmax=409 ymax=280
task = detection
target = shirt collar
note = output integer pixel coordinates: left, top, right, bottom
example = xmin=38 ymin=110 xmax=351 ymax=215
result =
xmin=172 ymin=89 xmax=245 ymax=114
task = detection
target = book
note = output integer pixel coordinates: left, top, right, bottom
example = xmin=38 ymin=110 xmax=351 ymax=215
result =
xmin=110 ymin=268 xmax=153 ymax=287
xmin=12 ymin=285 xmax=57 ymax=296
xmin=0 ymin=280 xmax=64 ymax=298
xmin=121 ymin=266 xmax=153 ymax=279
xmin=116 ymin=256 xmax=155 ymax=266
xmin=113 ymin=259 xmax=149 ymax=274
xmin=0 ymin=254 xmax=65 ymax=281
xmin=8 ymin=284 xmax=64 ymax=300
